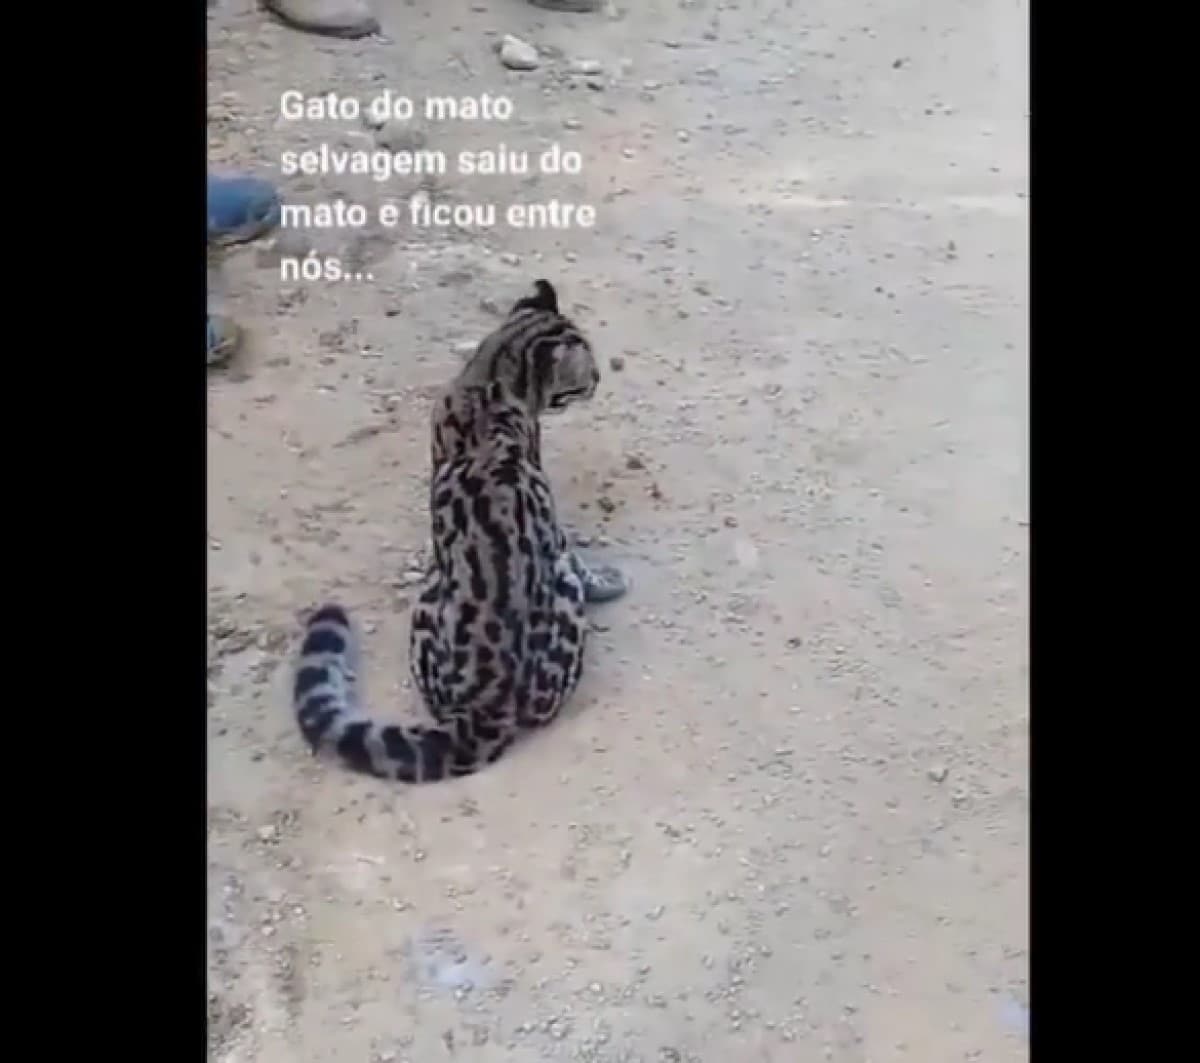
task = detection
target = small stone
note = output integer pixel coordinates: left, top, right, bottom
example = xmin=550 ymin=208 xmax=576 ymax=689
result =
xmin=676 ymin=130 xmax=691 ymax=143
xmin=547 ymin=1018 xmax=570 ymax=1040
xmin=625 ymin=455 xmax=645 ymax=470
xmin=453 ymin=340 xmax=477 ymax=357
xmin=500 ymin=35 xmax=539 ymax=71
xmin=927 ymin=764 xmax=949 ymax=783
xmin=643 ymin=80 xmax=662 ymax=91
xmin=892 ymin=57 xmax=907 ymax=69
xmin=597 ymin=496 xmax=617 ymax=515
xmin=609 ymin=355 xmax=626 ymax=371
xmin=563 ymin=117 xmax=582 ymax=130
xmin=257 ymin=825 xmax=278 ymax=842
xmin=500 ymin=252 xmax=520 ymax=266
xmin=723 ymin=515 xmax=738 ymax=528
xmin=571 ymin=59 xmax=603 ymax=76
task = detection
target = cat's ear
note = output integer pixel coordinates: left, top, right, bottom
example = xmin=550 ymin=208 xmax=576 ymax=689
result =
xmin=511 ymin=278 xmax=559 ymax=314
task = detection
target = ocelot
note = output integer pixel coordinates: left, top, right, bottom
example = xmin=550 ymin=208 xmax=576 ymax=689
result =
xmin=291 ymin=279 xmax=628 ymax=782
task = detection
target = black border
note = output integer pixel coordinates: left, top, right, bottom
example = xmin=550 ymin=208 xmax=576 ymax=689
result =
xmin=1028 ymin=6 xmax=1167 ymax=1056
xmin=40 ymin=0 xmax=205 ymax=1052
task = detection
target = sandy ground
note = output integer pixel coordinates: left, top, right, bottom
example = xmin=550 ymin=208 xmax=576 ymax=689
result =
xmin=206 ymin=1 xmax=1029 ymax=1060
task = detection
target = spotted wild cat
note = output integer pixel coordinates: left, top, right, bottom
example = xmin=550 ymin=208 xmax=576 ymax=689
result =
xmin=291 ymin=279 xmax=628 ymax=782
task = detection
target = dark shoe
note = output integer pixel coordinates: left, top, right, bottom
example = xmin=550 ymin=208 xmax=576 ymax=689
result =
xmin=528 ymin=0 xmax=603 ymax=10
xmin=261 ymin=0 xmax=380 ymax=38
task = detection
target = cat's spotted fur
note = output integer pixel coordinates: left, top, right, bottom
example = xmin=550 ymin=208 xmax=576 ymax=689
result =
xmin=292 ymin=280 xmax=627 ymax=782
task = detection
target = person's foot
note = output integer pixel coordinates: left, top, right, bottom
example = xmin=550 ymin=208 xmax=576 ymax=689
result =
xmin=207 ymin=314 xmax=242 ymax=367
xmin=570 ymin=553 xmax=630 ymax=604
xmin=208 ymin=175 xmax=281 ymax=247
xmin=261 ymin=0 xmax=380 ymax=38
xmin=527 ymin=0 xmax=604 ymax=10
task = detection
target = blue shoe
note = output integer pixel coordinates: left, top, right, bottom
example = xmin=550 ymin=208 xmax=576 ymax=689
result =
xmin=207 ymin=314 xmax=241 ymax=367
xmin=207 ymin=175 xmax=281 ymax=246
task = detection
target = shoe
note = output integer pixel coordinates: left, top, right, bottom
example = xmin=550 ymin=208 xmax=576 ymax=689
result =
xmin=261 ymin=0 xmax=380 ymax=38
xmin=207 ymin=314 xmax=242 ymax=367
xmin=207 ymin=175 xmax=281 ymax=247
xmin=527 ymin=0 xmax=604 ymax=10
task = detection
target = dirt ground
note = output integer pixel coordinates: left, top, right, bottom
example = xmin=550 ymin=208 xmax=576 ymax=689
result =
xmin=206 ymin=1 xmax=1028 ymax=1060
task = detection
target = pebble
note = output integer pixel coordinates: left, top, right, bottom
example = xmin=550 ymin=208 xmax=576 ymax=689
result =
xmin=257 ymin=824 xmax=278 ymax=842
xmin=927 ymin=764 xmax=949 ymax=783
xmin=609 ymin=355 xmax=626 ymax=371
xmin=563 ymin=117 xmax=582 ymax=130
xmin=500 ymin=252 xmax=520 ymax=266
xmin=500 ymin=35 xmax=540 ymax=71
xmin=571 ymin=59 xmax=603 ymax=76
xmin=676 ymin=130 xmax=691 ymax=143
xmin=453 ymin=340 xmax=477 ymax=357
